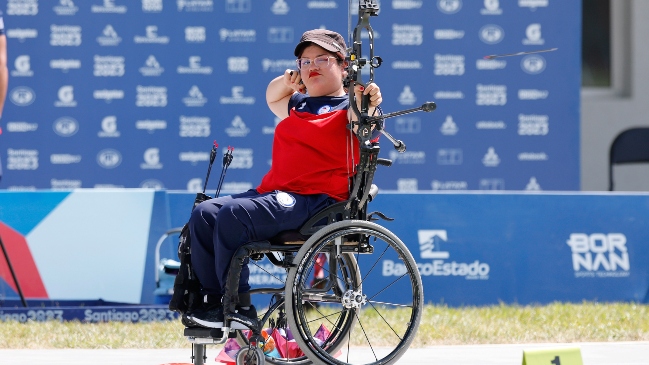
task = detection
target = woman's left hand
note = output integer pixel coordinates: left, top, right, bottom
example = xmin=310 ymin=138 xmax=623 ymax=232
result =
xmin=354 ymin=83 xmax=382 ymax=107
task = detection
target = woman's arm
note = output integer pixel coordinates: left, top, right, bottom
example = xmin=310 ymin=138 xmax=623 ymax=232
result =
xmin=266 ymin=69 xmax=305 ymax=119
xmin=348 ymin=82 xmax=382 ymax=122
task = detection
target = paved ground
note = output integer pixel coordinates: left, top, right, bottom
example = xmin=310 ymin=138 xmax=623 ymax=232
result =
xmin=1 ymin=342 xmax=647 ymax=365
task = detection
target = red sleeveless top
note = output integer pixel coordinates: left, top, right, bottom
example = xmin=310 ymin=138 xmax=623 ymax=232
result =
xmin=257 ymin=109 xmax=359 ymax=201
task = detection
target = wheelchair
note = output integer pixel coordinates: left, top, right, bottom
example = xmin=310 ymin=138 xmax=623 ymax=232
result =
xmin=172 ymin=112 xmax=436 ymax=365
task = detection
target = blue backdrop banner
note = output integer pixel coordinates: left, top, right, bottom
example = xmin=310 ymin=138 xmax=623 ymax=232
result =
xmin=1 ymin=0 xmax=580 ymax=192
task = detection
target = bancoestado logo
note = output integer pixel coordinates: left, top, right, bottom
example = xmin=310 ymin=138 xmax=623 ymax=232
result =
xmin=567 ymin=233 xmax=630 ymax=278
xmin=383 ymin=230 xmax=490 ymax=280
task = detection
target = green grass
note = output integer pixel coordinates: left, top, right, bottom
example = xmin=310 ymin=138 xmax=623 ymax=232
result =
xmin=0 ymin=302 xmax=647 ymax=349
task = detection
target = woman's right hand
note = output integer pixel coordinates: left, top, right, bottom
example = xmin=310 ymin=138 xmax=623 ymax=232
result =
xmin=284 ymin=69 xmax=306 ymax=94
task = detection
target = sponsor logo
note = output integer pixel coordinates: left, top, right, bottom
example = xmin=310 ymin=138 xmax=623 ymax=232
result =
xmin=440 ymin=115 xmax=458 ymax=135
xmin=50 ymin=25 xmax=82 ymax=46
xmin=307 ymin=1 xmax=337 ymax=9
xmin=54 ymin=86 xmax=77 ymax=107
xmin=393 ymin=0 xmax=422 ymax=10
xmin=229 ymin=148 xmax=253 ymax=169
xmin=136 ymin=86 xmax=167 ymax=107
xmin=50 ymin=154 xmax=82 ymax=164
xmin=479 ymin=179 xmax=504 ymax=190
xmin=262 ymin=117 xmax=281 ymax=135
xmin=187 ymin=178 xmax=203 ymax=192
xmin=518 ymin=114 xmax=549 ymax=135
xmin=271 ymin=0 xmax=288 ymax=14
xmin=389 ymin=151 xmax=425 ymax=164
xmin=437 ymin=0 xmax=461 ymax=14
xmin=97 ymin=149 xmax=122 ymax=168
xmin=481 ymin=0 xmax=502 ymax=15
xmin=518 ymin=152 xmax=548 ymax=161
xmin=476 ymin=84 xmax=507 ymax=106
xmin=435 ymin=54 xmax=464 ymax=76
xmin=97 ymin=25 xmax=122 ymax=46
xmin=10 ymin=87 xmax=36 ymax=106
xmin=51 ymin=179 xmax=82 ymax=189
xmin=12 ymin=55 xmax=34 ymax=77
xmin=6 ymin=186 xmax=37 ymax=191
xmin=268 ymin=27 xmax=293 ymax=43
xmin=94 ymin=55 xmax=125 ymax=76
xmin=6 ymin=122 xmax=38 ymax=132
xmin=437 ymin=148 xmax=462 ymax=165
xmin=140 ymin=180 xmax=164 ymax=189
xmin=98 ymin=116 xmax=121 ymax=137
xmin=228 ymin=57 xmax=249 ymax=73
xmin=7 ymin=0 xmax=39 ymax=15
xmin=7 ymin=149 xmax=39 ymax=170
xmin=134 ymin=26 xmax=169 ymax=44
xmin=141 ymin=148 xmax=163 ymax=169
xmin=476 ymin=120 xmax=506 ymax=129
xmin=519 ymin=0 xmax=548 ymax=11
xmin=434 ymin=29 xmax=464 ymax=40
xmin=479 ymin=24 xmax=504 ymax=44
xmin=91 ymin=0 xmax=127 ymax=13
xmin=139 ymin=55 xmax=164 ymax=76
xmin=521 ymin=55 xmax=546 ymax=74
xmin=262 ymin=59 xmax=294 ymax=73
xmin=225 ymin=116 xmax=250 ymax=137
xmin=383 ymin=230 xmax=489 ymax=279
xmin=7 ymin=28 xmax=38 ymax=42
xmin=177 ymin=56 xmax=213 ymax=74
xmin=397 ymin=85 xmax=417 ymax=105
xmin=395 ymin=117 xmax=421 ymax=133
xmin=183 ymin=86 xmax=207 ymax=107
xmin=93 ymin=89 xmax=124 ymax=103
xmin=136 ymin=119 xmax=167 ymax=133
xmin=567 ymin=233 xmax=630 ymax=278
xmin=219 ymin=28 xmax=256 ymax=42
xmin=142 ymin=0 xmax=163 ymax=12
xmin=179 ymin=116 xmax=210 ymax=137
xmin=185 ymin=26 xmax=206 ymax=42
xmin=434 ymin=91 xmax=464 ymax=99
xmin=397 ymin=178 xmax=418 ymax=192
xmin=518 ymin=89 xmax=549 ymax=100
xmin=226 ymin=0 xmax=251 ymax=13
xmin=177 ymin=0 xmax=214 ymax=12
xmin=476 ymin=59 xmax=506 ymax=70
xmin=54 ymin=0 xmax=79 ymax=15
xmin=525 ymin=177 xmax=542 ymax=191
xmin=222 ymin=182 xmax=253 ymax=193
xmin=391 ymin=61 xmax=422 ymax=69
xmin=220 ymin=86 xmax=255 ymax=105
xmin=482 ymin=147 xmax=500 ymax=167
xmin=431 ymin=180 xmax=468 ymax=191
xmin=53 ymin=117 xmax=79 ymax=137
xmin=523 ymin=23 xmax=544 ymax=45
xmin=50 ymin=59 xmax=81 ymax=72
xmin=392 ymin=24 xmax=423 ymax=46
xmin=179 ymin=151 xmax=210 ymax=165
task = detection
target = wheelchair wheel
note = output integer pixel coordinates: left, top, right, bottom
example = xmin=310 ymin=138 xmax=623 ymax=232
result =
xmin=285 ymin=220 xmax=423 ymax=365
xmin=236 ymin=346 xmax=265 ymax=365
xmin=236 ymin=253 xmax=360 ymax=365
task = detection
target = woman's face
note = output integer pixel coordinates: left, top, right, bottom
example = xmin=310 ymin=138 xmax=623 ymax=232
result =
xmin=298 ymin=44 xmax=346 ymax=97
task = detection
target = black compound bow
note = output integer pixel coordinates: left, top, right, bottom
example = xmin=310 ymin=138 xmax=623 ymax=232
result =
xmin=343 ymin=0 xmax=436 ymax=218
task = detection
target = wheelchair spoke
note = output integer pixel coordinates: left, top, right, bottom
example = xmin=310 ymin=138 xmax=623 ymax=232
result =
xmin=353 ymin=309 xmax=378 ymax=362
xmin=367 ymin=300 xmax=413 ymax=308
xmin=365 ymin=272 xmax=409 ymax=303
xmin=367 ymin=300 xmax=404 ymax=341
xmin=356 ymin=243 xmax=390 ymax=288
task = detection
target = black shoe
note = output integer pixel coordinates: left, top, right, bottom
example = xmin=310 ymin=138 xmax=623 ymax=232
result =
xmin=186 ymin=305 xmax=224 ymax=329
xmin=226 ymin=305 xmax=259 ymax=330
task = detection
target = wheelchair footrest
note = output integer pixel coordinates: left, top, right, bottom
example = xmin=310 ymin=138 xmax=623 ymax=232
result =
xmin=184 ymin=327 xmax=223 ymax=338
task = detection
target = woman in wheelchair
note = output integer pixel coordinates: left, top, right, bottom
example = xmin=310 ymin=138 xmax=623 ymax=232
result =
xmin=184 ymin=29 xmax=382 ymax=330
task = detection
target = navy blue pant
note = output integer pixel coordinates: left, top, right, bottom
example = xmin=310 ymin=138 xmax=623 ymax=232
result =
xmin=189 ymin=189 xmax=336 ymax=296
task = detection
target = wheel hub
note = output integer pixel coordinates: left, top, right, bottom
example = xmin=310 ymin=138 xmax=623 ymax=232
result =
xmin=342 ymin=290 xmax=366 ymax=309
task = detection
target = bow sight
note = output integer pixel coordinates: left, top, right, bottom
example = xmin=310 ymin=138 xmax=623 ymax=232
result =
xmin=344 ymin=0 xmax=436 ymax=216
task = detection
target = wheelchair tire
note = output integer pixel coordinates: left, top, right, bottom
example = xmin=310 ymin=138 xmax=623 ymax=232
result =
xmin=236 ymin=346 xmax=265 ymax=365
xmin=285 ymin=220 xmax=423 ymax=365
xmin=235 ymin=253 xmax=360 ymax=365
